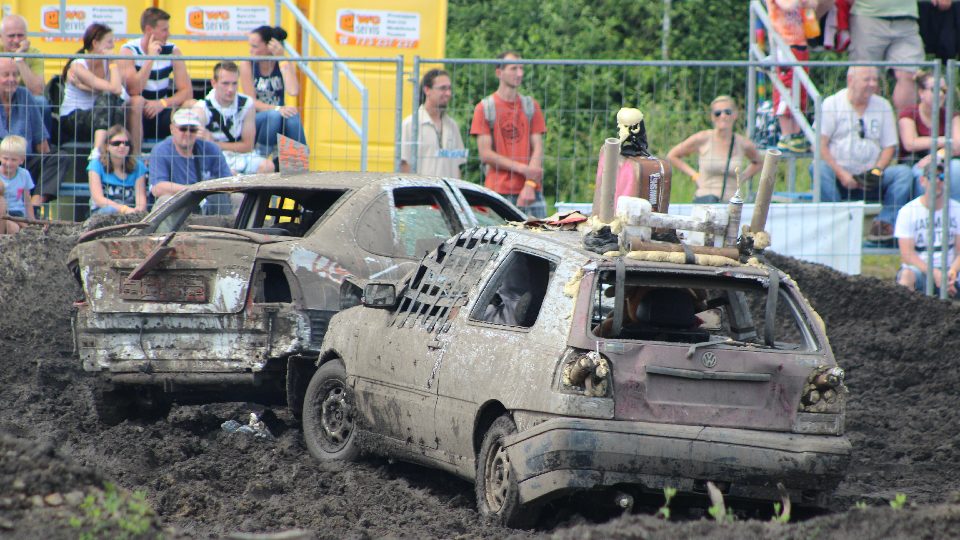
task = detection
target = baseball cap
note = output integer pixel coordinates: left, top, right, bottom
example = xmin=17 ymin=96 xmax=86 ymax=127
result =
xmin=172 ymin=108 xmax=202 ymax=127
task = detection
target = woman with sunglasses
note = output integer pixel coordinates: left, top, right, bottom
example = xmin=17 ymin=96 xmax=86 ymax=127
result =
xmin=87 ymin=125 xmax=147 ymax=215
xmin=899 ymin=71 xmax=960 ymax=202
xmin=667 ymin=95 xmax=762 ymax=203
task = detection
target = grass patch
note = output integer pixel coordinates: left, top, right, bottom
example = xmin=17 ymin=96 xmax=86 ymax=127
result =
xmin=862 ymin=254 xmax=900 ymax=281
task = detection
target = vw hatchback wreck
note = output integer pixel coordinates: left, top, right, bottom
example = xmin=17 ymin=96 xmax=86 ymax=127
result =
xmin=304 ymin=216 xmax=851 ymax=526
xmin=67 ymin=172 xmax=524 ymax=421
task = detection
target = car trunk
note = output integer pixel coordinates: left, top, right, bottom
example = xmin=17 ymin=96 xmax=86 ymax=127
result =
xmin=577 ymin=267 xmax=825 ymax=432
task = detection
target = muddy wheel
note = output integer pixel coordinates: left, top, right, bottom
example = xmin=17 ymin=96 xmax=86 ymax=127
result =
xmin=475 ymin=415 xmax=537 ymax=528
xmin=302 ymin=359 xmax=358 ymax=462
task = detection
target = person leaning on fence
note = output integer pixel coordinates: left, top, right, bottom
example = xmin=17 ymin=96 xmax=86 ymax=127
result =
xmin=894 ymin=161 xmax=960 ymax=298
xmin=87 ymin=125 xmax=147 ymax=215
xmin=148 ymin=107 xmax=232 ymax=206
xmin=239 ymin=25 xmax=307 ymax=157
xmin=470 ymin=51 xmax=547 ymax=218
xmin=0 ymin=58 xmax=68 ymax=209
xmin=848 ymin=0 xmax=923 ymax=113
xmin=58 ymin=23 xmax=128 ymax=158
xmin=812 ymin=65 xmax=912 ymax=244
xmin=0 ymin=134 xmax=34 ymax=220
xmin=898 ymin=71 xmax=960 ymax=203
xmin=400 ymin=68 xmax=466 ymax=178
xmin=119 ymin=7 xmax=193 ymax=155
xmin=765 ymin=0 xmax=816 ymax=154
xmin=192 ymin=61 xmax=274 ymax=175
xmin=667 ymin=95 xmax=763 ymax=203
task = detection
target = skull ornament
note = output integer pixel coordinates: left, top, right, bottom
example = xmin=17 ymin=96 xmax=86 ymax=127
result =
xmin=617 ymin=107 xmax=650 ymax=157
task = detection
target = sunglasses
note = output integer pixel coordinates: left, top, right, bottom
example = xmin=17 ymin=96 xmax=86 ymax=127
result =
xmin=177 ymin=126 xmax=199 ymax=133
xmin=712 ymin=108 xmax=734 ymax=117
xmin=108 ymin=140 xmax=130 ymax=147
xmin=858 ymin=118 xmax=866 ymax=139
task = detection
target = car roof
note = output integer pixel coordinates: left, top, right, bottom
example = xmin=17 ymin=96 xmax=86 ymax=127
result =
xmin=187 ymin=171 xmax=459 ymax=191
xmin=492 ymin=226 xmax=772 ymax=277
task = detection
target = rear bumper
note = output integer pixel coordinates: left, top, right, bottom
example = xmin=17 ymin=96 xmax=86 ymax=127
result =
xmin=503 ymin=417 xmax=851 ymax=505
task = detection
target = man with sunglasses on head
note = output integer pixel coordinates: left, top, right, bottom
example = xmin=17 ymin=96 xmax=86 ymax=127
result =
xmin=148 ymin=107 xmax=231 ymax=204
xmin=814 ymin=65 xmax=912 ymax=246
xmin=894 ymin=161 xmax=960 ymax=298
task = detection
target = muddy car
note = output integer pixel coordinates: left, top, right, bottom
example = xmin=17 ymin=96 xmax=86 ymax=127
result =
xmin=67 ymin=172 xmax=524 ymax=422
xmin=304 ymin=225 xmax=851 ymax=526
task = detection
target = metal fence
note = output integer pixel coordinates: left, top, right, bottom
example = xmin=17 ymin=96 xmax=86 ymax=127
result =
xmin=5 ymin=49 xmax=960 ymax=293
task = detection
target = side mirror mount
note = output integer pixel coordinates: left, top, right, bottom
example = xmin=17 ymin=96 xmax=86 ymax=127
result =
xmin=363 ymin=282 xmax=397 ymax=309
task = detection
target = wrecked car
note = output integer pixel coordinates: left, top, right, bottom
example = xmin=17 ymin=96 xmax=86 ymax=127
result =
xmin=303 ymin=221 xmax=851 ymax=526
xmin=67 ymin=172 xmax=525 ymax=422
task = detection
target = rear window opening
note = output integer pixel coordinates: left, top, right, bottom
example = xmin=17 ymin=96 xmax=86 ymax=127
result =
xmin=255 ymin=263 xmax=293 ymax=303
xmin=590 ymin=272 xmax=816 ymax=351
xmin=393 ymin=188 xmax=459 ymax=257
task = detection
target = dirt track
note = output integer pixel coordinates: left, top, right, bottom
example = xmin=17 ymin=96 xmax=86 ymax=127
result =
xmin=2 ymin=226 xmax=960 ymax=539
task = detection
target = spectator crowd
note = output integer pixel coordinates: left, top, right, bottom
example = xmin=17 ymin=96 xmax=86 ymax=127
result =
xmin=0 ymin=2 xmax=956 ymax=299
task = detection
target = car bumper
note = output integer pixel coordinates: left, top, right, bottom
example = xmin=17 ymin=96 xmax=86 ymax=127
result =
xmin=503 ymin=417 xmax=852 ymax=505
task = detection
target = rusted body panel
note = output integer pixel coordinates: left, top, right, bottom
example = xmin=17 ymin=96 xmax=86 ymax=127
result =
xmin=69 ymin=172 xmax=524 ymax=397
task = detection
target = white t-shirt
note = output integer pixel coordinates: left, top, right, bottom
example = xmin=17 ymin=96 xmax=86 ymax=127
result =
xmin=821 ymin=89 xmax=898 ymax=175
xmin=894 ymin=197 xmax=960 ymax=268
xmin=400 ymin=106 xmax=467 ymax=178
xmin=199 ymin=89 xmax=254 ymax=144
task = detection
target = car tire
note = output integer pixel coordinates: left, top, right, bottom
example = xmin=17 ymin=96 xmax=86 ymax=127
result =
xmin=475 ymin=415 xmax=538 ymax=529
xmin=302 ymin=358 xmax=359 ymax=462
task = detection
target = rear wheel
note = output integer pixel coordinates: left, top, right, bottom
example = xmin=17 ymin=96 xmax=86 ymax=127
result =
xmin=475 ymin=415 xmax=538 ymax=528
xmin=302 ymin=359 xmax=359 ymax=462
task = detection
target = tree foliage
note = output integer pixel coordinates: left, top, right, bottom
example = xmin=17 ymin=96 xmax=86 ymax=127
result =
xmin=443 ymin=0 xmax=753 ymax=203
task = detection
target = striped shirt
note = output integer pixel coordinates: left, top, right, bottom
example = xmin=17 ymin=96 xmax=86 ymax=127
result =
xmin=120 ymin=39 xmax=176 ymax=100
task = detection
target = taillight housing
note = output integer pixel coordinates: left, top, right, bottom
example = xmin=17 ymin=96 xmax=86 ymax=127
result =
xmin=559 ymin=349 xmax=611 ymax=397
xmin=794 ymin=366 xmax=847 ymax=435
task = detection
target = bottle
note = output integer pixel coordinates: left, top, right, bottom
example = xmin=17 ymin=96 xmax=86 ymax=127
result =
xmin=802 ymin=8 xmax=820 ymax=39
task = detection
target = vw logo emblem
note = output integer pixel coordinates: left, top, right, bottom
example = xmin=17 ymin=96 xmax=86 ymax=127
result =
xmin=701 ymin=351 xmax=718 ymax=368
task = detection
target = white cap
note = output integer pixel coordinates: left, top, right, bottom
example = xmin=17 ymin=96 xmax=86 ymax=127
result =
xmin=172 ymin=108 xmax=202 ymax=127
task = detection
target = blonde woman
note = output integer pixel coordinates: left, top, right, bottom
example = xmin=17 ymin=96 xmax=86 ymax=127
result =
xmin=667 ymin=96 xmax=763 ymax=202
xmin=87 ymin=125 xmax=147 ymax=215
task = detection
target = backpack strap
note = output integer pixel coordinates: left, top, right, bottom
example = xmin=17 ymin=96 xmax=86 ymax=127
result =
xmin=519 ymin=94 xmax=535 ymax=124
xmin=482 ymin=95 xmax=496 ymax=147
xmin=204 ymin=98 xmax=238 ymax=143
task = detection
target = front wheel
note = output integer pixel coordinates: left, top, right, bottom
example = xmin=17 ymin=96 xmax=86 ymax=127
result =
xmin=302 ymin=359 xmax=359 ymax=462
xmin=475 ymin=415 xmax=538 ymax=528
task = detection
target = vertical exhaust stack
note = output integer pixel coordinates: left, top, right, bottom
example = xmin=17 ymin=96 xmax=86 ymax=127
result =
xmin=723 ymin=187 xmax=744 ymax=248
xmin=598 ymin=138 xmax=620 ymax=223
xmin=750 ymin=148 xmax=782 ymax=234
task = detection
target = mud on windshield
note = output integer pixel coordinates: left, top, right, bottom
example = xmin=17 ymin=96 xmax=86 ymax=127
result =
xmin=590 ymin=271 xmax=819 ymax=352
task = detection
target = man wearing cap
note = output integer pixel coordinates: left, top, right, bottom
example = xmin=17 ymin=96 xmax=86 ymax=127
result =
xmin=894 ymin=161 xmax=960 ymax=298
xmin=149 ymin=107 xmax=232 ymax=200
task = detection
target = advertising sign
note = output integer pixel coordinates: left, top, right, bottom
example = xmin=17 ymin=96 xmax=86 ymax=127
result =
xmin=185 ymin=5 xmax=270 ymax=35
xmin=40 ymin=5 xmax=127 ymax=36
xmin=335 ymin=9 xmax=420 ymax=48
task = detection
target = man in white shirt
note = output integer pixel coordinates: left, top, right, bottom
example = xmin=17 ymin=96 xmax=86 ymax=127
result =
xmin=400 ymin=69 xmax=467 ymax=178
xmin=194 ymin=61 xmax=274 ymax=175
xmin=814 ymin=65 xmax=912 ymax=243
xmin=894 ymin=161 xmax=960 ymax=298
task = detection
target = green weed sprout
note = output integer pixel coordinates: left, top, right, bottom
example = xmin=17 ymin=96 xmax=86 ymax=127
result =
xmin=68 ymin=482 xmax=157 ymax=540
xmin=657 ymin=487 xmax=678 ymax=520
xmin=890 ymin=493 xmax=907 ymax=510
xmin=706 ymin=481 xmax=735 ymax=524
xmin=855 ymin=501 xmax=868 ymax=510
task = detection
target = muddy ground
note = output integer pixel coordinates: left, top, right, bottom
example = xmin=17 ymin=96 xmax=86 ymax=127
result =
xmin=2 ymin=224 xmax=960 ymax=539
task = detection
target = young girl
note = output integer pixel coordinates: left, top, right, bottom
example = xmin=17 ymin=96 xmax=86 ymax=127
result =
xmin=59 ymin=23 xmax=127 ymax=154
xmin=0 ymin=135 xmax=36 ymax=220
xmin=87 ymin=125 xmax=147 ymax=215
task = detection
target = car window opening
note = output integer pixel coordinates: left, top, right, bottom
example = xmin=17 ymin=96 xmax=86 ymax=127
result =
xmin=458 ymin=189 xmax=516 ymax=227
xmin=591 ymin=272 xmax=814 ymax=351
xmin=473 ymin=251 xmax=555 ymax=328
xmin=255 ymin=263 xmax=292 ymax=303
xmin=393 ymin=188 xmax=459 ymax=258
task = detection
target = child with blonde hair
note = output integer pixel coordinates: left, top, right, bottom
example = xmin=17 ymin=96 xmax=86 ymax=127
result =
xmin=0 ymin=182 xmax=22 ymax=234
xmin=0 ymin=135 xmax=35 ymax=220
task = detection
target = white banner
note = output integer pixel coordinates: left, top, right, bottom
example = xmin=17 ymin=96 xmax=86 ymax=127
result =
xmin=555 ymin=202 xmax=866 ymax=274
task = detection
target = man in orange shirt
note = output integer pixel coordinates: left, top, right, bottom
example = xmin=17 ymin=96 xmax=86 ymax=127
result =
xmin=470 ymin=51 xmax=547 ymax=218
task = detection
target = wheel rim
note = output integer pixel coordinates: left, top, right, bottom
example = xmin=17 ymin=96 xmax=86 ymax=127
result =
xmin=483 ymin=437 xmax=511 ymax=513
xmin=318 ymin=382 xmax=353 ymax=452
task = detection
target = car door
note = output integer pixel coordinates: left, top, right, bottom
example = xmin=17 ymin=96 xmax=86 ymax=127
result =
xmin=351 ymin=228 xmax=507 ymax=450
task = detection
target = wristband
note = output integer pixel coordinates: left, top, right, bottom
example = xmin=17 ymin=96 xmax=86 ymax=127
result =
xmin=160 ymin=98 xmax=168 ymax=108
xmin=274 ymin=105 xmax=282 ymax=112
xmin=870 ymin=167 xmax=882 ymax=176
xmin=524 ymin=179 xmax=538 ymax=189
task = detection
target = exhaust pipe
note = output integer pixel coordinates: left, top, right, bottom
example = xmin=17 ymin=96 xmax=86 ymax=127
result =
xmin=597 ymin=137 xmax=620 ymax=223
xmin=750 ymin=148 xmax=781 ymax=234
